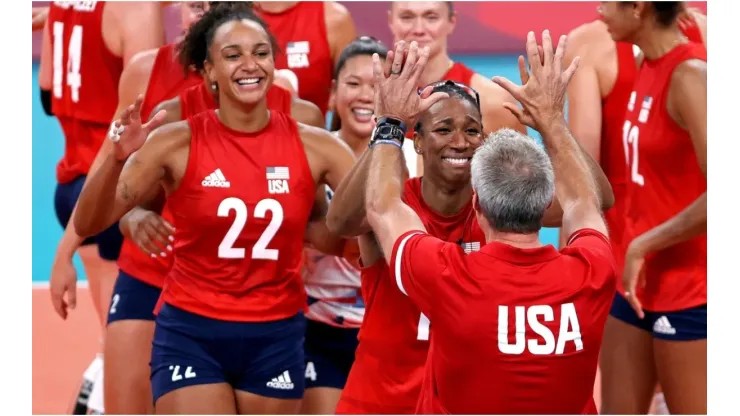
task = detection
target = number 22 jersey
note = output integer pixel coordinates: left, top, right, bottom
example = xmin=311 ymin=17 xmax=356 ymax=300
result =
xmin=163 ymin=110 xmax=315 ymax=322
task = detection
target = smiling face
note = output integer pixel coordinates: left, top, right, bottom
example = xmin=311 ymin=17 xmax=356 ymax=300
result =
xmin=204 ymin=18 xmax=275 ymax=106
xmin=332 ymin=54 xmax=376 ymax=138
xmin=388 ymin=2 xmax=455 ymax=59
xmin=415 ymin=97 xmax=483 ymax=186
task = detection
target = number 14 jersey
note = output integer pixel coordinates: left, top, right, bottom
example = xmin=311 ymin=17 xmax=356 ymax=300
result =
xmin=164 ymin=110 xmax=315 ymax=322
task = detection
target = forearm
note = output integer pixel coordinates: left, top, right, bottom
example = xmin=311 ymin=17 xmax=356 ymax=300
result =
xmin=636 ymin=193 xmax=707 ymax=253
xmin=576 ymin=138 xmax=614 ymax=209
xmin=326 ymin=149 xmax=373 ymax=236
xmin=74 ymin=152 xmax=129 ymax=237
xmin=540 ymin=122 xmax=601 ymax=209
xmin=365 ymin=143 xmax=405 ymax=223
xmin=304 ymin=220 xmax=346 ymax=257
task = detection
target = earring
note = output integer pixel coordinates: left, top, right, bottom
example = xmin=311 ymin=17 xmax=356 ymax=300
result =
xmin=211 ymin=83 xmax=218 ymax=90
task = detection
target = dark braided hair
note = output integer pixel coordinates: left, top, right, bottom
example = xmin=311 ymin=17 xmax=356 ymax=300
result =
xmin=178 ymin=1 xmax=278 ymax=76
xmin=330 ymin=36 xmax=388 ymax=132
xmin=415 ymin=82 xmax=482 ymax=134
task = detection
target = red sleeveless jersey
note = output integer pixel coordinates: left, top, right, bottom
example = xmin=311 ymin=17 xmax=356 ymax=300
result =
xmin=600 ymin=42 xmax=637 ymax=281
xmin=337 ymin=177 xmax=484 ymax=414
xmin=140 ymin=43 xmax=203 ymax=121
xmin=47 ymin=1 xmax=122 ymax=183
xmin=622 ymin=42 xmax=707 ymax=312
xmin=257 ymin=2 xmax=333 ymax=115
xmin=163 ymin=110 xmax=315 ymax=322
xmin=117 ymin=43 xmax=203 ymax=289
xmin=179 ymin=82 xmax=293 ymax=118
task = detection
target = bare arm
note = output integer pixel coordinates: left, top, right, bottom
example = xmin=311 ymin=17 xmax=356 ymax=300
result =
xmin=366 ymin=144 xmax=426 ymax=264
xmin=39 ymin=15 xmax=52 ymax=91
xmin=325 ymin=1 xmax=357 ymax=65
xmin=291 ymin=98 xmax=325 ymax=128
xmin=300 ymin=125 xmax=358 ymax=250
xmin=326 ymin=149 xmax=373 ymax=236
xmin=543 ymin=122 xmax=608 ymax=240
xmin=630 ymin=60 xmax=707 ymax=253
xmin=111 ymin=2 xmax=166 ymax=66
xmin=75 ymin=118 xmax=185 ymax=238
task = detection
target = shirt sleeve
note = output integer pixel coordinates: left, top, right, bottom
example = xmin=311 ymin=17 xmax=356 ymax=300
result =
xmin=389 ymin=230 xmax=456 ymax=316
xmin=564 ymin=228 xmax=618 ymax=281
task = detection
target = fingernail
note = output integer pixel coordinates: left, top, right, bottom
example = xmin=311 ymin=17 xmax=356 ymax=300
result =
xmin=168 ymin=235 xmax=175 ymax=242
xmin=167 ymin=245 xmax=173 ymax=251
xmin=160 ymin=252 xmax=167 ymax=258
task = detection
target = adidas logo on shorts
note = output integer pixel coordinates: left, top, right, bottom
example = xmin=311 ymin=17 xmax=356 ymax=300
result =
xmin=202 ymin=168 xmax=231 ymax=188
xmin=266 ymin=370 xmax=294 ymax=390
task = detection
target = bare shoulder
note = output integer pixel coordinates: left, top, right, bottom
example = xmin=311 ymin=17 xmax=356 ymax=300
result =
xmin=674 ymin=59 xmax=707 ymax=81
xmin=299 ymin=122 xmax=343 ymax=147
xmin=124 ymin=48 xmax=159 ymax=80
xmin=108 ymin=1 xmax=162 ymax=19
xmin=148 ymin=119 xmax=192 ymax=151
xmin=291 ymin=98 xmax=325 ymax=128
xmin=470 ymin=73 xmax=517 ymax=105
xmin=151 ymin=96 xmax=183 ymax=124
xmin=566 ymin=20 xmax=613 ymax=61
xmin=323 ymin=1 xmax=353 ymax=27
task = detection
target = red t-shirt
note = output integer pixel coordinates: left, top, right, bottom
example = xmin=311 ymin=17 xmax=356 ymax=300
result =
xmin=391 ymin=228 xmax=616 ymax=414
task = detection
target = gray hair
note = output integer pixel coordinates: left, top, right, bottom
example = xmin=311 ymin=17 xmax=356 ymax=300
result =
xmin=470 ymin=128 xmax=555 ymax=234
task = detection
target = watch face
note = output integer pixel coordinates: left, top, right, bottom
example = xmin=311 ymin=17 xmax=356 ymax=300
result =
xmin=379 ymin=125 xmax=394 ymax=136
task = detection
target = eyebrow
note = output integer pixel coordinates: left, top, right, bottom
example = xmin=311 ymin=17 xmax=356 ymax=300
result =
xmin=221 ymin=41 xmax=270 ymax=51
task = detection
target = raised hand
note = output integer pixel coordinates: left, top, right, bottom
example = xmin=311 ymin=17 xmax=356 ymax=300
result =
xmin=492 ymin=30 xmax=579 ymax=130
xmin=109 ymin=95 xmax=168 ymax=161
xmin=371 ymin=40 xmax=449 ymax=127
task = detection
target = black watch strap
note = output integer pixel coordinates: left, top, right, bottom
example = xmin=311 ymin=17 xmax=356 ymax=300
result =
xmin=375 ymin=116 xmax=408 ymax=134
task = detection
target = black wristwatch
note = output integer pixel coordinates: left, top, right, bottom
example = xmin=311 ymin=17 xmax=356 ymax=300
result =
xmin=369 ymin=117 xmax=407 ymax=148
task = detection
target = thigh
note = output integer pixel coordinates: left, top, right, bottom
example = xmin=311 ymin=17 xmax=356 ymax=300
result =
xmin=104 ymin=318 xmax=156 ymax=414
xmin=150 ymin=305 xmax=228 ymax=405
xmin=652 ymin=305 xmax=707 ymax=414
xmin=301 ymin=388 xmax=344 ymax=415
xmin=156 ymin=383 xmax=236 ymax=415
xmin=600 ymin=294 xmax=658 ymax=414
xmin=235 ymin=389 xmax=301 ymax=415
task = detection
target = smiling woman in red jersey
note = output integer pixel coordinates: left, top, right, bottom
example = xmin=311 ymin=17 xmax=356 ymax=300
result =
xmin=72 ymin=3 xmax=356 ymax=414
xmin=39 ymin=2 xmax=165 ymax=414
xmin=356 ymin=36 xmax=616 ymax=415
xmin=597 ymin=2 xmax=707 ymax=414
xmin=255 ymin=1 xmax=357 ymax=116
xmin=326 ymin=39 xmax=615 ymax=413
xmin=387 ymin=1 xmax=525 ymax=177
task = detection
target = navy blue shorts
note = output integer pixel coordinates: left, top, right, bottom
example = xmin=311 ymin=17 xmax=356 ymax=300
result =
xmin=304 ymin=319 xmax=359 ymax=389
xmin=150 ymin=303 xmax=306 ymax=403
xmin=610 ymin=292 xmax=707 ymax=341
xmin=54 ymin=175 xmax=123 ymax=261
xmin=106 ymin=270 xmax=161 ymax=325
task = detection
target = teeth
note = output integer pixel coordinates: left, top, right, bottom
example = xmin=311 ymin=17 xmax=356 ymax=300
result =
xmin=237 ymin=78 xmax=260 ymax=85
xmin=353 ymin=109 xmax=373 ymax=115
xmin=443 ymin=158 xmax=470 ymax=165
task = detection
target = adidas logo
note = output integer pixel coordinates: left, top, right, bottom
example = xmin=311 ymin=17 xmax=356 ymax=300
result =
xmin=653 ymin=316 xmax=676 ymax=335
xmin=202 ymin=169 xmax=230 ymax=188
xmin=266 ymin=370 xmax=294 ymax=390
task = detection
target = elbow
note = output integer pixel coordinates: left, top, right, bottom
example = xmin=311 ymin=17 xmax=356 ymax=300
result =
xmin=325 ymin=208 xmax=346 ymax=236
xmin=600 ymin=183 xmax=616 ymax=211
xmin=73 ymin=214 xmax=96 ymax=239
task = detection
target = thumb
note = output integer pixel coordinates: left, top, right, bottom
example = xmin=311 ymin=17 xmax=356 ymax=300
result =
xmin=145 ymin=109 xmax=168 ymax=133
xmin=492 ymin=76 xmax=523 ymax=101
xmin=419 ymin=92 xmax=449 ymax=113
